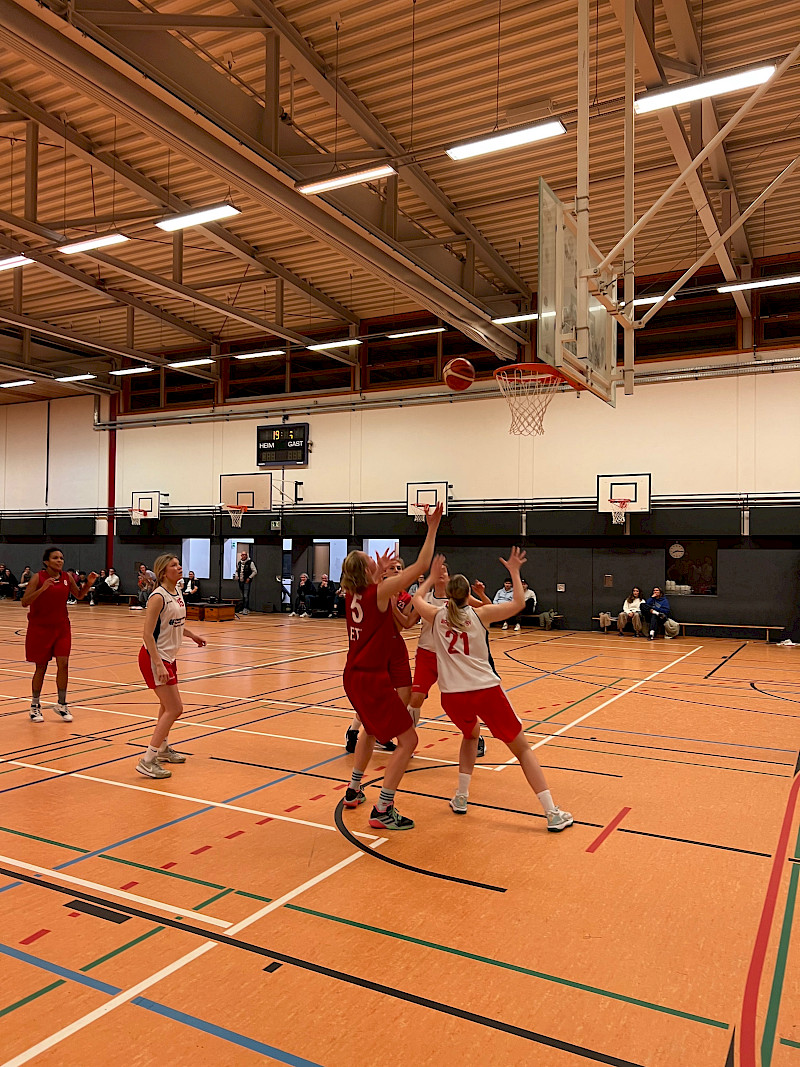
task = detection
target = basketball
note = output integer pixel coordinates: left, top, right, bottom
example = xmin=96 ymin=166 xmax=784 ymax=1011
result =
xmin=442 ymin=357 xmax=476 ymax=391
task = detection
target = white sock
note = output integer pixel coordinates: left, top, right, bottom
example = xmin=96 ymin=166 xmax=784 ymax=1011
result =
xmin=158 ymin=740 xmax=169 ymax=753
xmin=457 ymin=772 xmax=471 ymax=796
xmin=536 ymin=789 xmax=556 ymax=813
xmin=144 ymin=745 xmax=160 ymax=763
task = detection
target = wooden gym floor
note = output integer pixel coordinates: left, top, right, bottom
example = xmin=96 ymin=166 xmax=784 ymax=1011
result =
xmin=0 ymin=603 xmax=798 ymax=1067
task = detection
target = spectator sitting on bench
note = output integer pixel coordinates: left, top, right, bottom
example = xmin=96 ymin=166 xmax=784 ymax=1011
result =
xmin=618 ymin=587 xmax=644 ymax=636
xmin=0 ymin=565 xmax=18 ymax=599
xmin=313 ymin=574 xmax=336 ymax=617
xmin=91 ymin=568 xmax=121 ymax=604
xmin=507 ymin=580 xmax=537 ymax=632
xmin=493 ymin=578 xmax=514 ymax=629
xmin=88 ymin=569 xmax=107 ymax=605
xmin=641 ymin=586 xmax=671 ymax=640
xmin=290 ymin=573 xmax=315 ymax=618
xmin=15 ymin=566 xmax=32 ymax=601
xmin=181 ymin=571 xmax=201 ymax=603
xmin=135 ymin=562 xmax=156 ymax=609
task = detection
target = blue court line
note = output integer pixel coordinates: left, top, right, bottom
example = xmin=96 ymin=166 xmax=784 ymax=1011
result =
xmin=0 ymin=942 xmax=323 ymax=1066
xmin=554 ymin=723 xmax=796 ymax=753
xmin=134 ymin=998 xmax=324 ymax=1066
xmin=0 ymin=752 xmax=346 ymax=895
xmin=507 ymin=655 xmax=597 ymax=691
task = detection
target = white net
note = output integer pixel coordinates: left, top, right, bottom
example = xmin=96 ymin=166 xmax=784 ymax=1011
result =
xmin=225 ymin=505 xmax=247 ymax=528
xmin=494 ymin=366 xmax=564 ymax=435
xmin=410 ymin=506 xmax=426 ymax=523
xmin=129 ymin=509 xmax=145 ymax=526
xmin=609 ymin=499 xmax=630 ymax=525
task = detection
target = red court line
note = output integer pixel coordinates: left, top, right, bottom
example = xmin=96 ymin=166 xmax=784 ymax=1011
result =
xmin=585 ymin=807 xmax=632 ymax=853
xmin=309 ymin=794 xmax=325 ymax=801
xmin=257 ymin=817 xmax=272 ymax=825
xmin=284 ymin=805 xmax=301 ymax=813
xmin=190 ymin=845 xmax=212 ymax=855
xmin=120 ymin=881 xmax=139 ymax=890
xmin=20 ymin=929 xmax=49 ymax=945
xmin=740 ymin=771 xmax=800 ymax=1067
xmin=160 ymin=862 xmax=176 ymax=869
xmin=224 ymin=831 xmax=244 ymax=839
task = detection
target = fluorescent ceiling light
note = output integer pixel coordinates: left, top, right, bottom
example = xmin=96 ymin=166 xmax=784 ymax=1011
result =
xmin=167 ymin=358 xmax=215 ymax=368
xmin=385 ymin=327 xmax=446 ymax=339
xmin=0 ymin=255 xmax=33 ymax=272
xmin=109 ymin=366 xmax=154 ymax=376
xmin=306 ymin=339 xmax=363 ymax=352
xmin=492 ymin=312 xmax=539 ymax=324
xmin=634 ymin=64 xmax=775 ymax=115
xmin=56 ymin=373 xmax=97 ymax=382
xmin=0 ymin=379 xmax=35 ymax=388
xmin=58 ymin=233 xmax=130 ymax=255
xmin=718 ymin=273 xmax=800 ymax=294
xmin=446 ymin=120 xmax=567 ymax=161
xmin=234 ymin=349 xmax=285 ymax=360
xmin=626 ymin=295 xmax=677 ymax=307
xmin=156 ymin=203 xmax=240 ymax=231
xmin=297 ymin=164 xmax=396 ymax=195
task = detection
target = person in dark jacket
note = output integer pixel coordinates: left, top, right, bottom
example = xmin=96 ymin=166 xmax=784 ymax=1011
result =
xmin=290 ymin=574 xmax=316 ymax=618
xmin=235 ymin=552 xmax=257 ymax=614
xmin=313 ymin=574 xmax=336 ymax=616
xmin=641 ymin=586 xmax=671 ymax=640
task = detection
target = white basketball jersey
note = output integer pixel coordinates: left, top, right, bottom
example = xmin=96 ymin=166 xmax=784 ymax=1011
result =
xmin=150 ymin=586 xmax=186 ymax=661
xmin=418 ymin=590 xmax=448 ymax=652
xmin=429 ymin=605 xmax=501 ymax=693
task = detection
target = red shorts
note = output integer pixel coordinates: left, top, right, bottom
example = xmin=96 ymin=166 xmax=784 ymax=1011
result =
xmin=25 ymin=624 xmax=71 ymax=664
xmin=411 ymin=646 xmax=438 ymax=696
xmin=343 ymin=666 xmax=412 ymax=745
xmin=388 ymin=632 xmax=412 ymax=689
xmin=441 ymin=686 xmax=523 ymax=744
xmin=138 ymin=645 xmax=179 ymax=690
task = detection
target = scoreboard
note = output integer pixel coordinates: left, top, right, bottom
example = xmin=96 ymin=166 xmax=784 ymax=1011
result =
xmin=256 ymin=423 xmax=310 ymax=466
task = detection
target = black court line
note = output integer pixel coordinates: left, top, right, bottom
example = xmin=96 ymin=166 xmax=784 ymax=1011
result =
xmin=724 ymin=1029 xmax=735 ymax=1066
xmin=795 ymin=751 xmax=800 ymax=776
xmin=705 ymin=644 xmax=747 ymax=679
xmin=539 ymin=734 xmax=793 ymax=768
xmin=0 ymin=864 xmax=644 ymax=1066
xmin=64 ymin=899 xmax=131 ymax=923
xmin=750 ymin=682 xmax=800 ymax=706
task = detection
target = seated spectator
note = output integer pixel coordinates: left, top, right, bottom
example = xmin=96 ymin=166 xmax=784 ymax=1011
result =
xmin=493 ymin=578 xmax=514 ymax=626
xmin=290 ymin=573 xmax=316 ymax=618
xmin=181 ymin=571 xmax=200 ymax=602
xmin=617 ymin=586 xmax=644 ymax=636
xmin=0 ymin=566 xmax=17 ymax=599
xmin=508 ymin=580 xmax=537 ymax=632
xmin=313 ymin=574 xmax=336 ymax=616
xmin=105 ymin=567 xmax=120 ymax=599
xmin=135 ymin=562 xmax=156 ymax=609
xmin=88 ymin=568 xmax=108 ymax=605
xmin=407 ymin=574 xmax=425 ymax=596
xmin=641 ymin=586 xmax=671 ymax=640
xmin=334 ymin=584 xmax=347 ymax=618
xmin=15 ymin=565 xmax=32 ymax=601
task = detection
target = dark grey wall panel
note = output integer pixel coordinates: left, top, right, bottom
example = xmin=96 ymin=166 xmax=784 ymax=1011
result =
xmin=633 ymin=508 xmax=741 ymax=537
xmin=43 ymin=518 xmax=96 ymax=538
xmin=527 ymin=510 xmax=609 ymax=537
xmin=159 ymin=515 xmax=214 ymax=537
xmin=448 ymin=512 xmax=521 ymax=537
xmin=592 ymin=548 xmax=665 ymax=620
xmin=749 ymin=508 xmax=800 ymax=536
xmin=354 ymin=513 xmax=410 ymax=537
xmin=282 ymin=514 xmax=351 ymax=538
xmin=1 ymin=518 xmax=44 ymax=537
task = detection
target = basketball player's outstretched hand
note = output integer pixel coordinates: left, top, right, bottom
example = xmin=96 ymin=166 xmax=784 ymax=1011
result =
xmin=373 ymin=547 xmax=397 ymax=577
xmin=425 ymin=502 xmax=444 ymax=528
xmin=429 ymin=554 xmax=447 ymax=582
xmin=499 ymin=546 xmax=527 ymax=573
xmin=87 ymin=571 xmax=99 ymax=586
xmin=471 ymin=580 xmax=486 ymax=596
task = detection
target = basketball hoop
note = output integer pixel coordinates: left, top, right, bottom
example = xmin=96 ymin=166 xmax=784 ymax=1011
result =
xmin=494 ymin=364 xmax=566 ymax=435
xmin=129 ymin=508 xmax=148 ymax=526
xmin=609 ymin=498 xmax=631 ymax=525
xmin=410 ymin=505 xmax=428 ymax=523
xmin=224 ymin=504 xmax=248 ymax=528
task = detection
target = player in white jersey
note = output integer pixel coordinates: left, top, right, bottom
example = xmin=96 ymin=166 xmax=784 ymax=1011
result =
xmin=413 ymin=549 xmax=573 ymax=831
xmin=136 ymin=554 xmax=206 ymax=780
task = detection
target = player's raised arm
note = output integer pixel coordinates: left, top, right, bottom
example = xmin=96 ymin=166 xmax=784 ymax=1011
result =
xmin=473 ymin=548 xmax=527 ymax=625
xmin=377 ymin=504 xmax=442 ymax=609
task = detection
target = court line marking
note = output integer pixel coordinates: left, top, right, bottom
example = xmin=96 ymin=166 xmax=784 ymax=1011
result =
xmin=0 ymin=844 xmax=382 ymax=1067
xmin=0 ymin=758 xmax=380 ymax=841
xmin=0 ymin=853 xmax=231 ymax=928
xmin=585 ymin=808 xmax=632 ymax=854
xmin=496 ymin=645 xmax=703 ymax=769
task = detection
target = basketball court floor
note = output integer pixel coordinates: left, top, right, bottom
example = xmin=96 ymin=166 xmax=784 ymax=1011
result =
xmin=0 ymin=603 xmax=798 ymax=1067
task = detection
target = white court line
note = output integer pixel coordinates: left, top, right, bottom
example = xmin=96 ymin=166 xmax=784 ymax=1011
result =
xmin=0 ymin=853 xmax=231 ymax=928
xmin=495 ymin=644 xmax=703 ymax=770
xmin=0 ymin=758 xmax=380 ymax=841
xmin=0 ymin=841 xmax=385 ymax=1067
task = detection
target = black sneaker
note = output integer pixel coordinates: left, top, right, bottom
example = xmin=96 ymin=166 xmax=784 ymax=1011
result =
xmin=345 ymin=728 xmax=359 ymax=753
xmin=368 ymin=805 xmax=414 ymax=830
xmin=375 ymin=739 xmax=396 ymax=752
xmin=343 ymin=787 xmax=366 ymax=809
xmin=477 ymin=735 xmax=486 ymax=758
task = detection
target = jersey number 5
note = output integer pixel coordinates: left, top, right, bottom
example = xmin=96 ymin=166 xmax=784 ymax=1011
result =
xmin=350 ymin=594 xmax=364 ymax=624
xmin=445 ymin=630 xmax=470 ymax=656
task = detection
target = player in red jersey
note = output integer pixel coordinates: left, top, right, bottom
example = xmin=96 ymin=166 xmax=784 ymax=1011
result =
xmin=413 ymin=550 xmax=573 ymax=831
xmin=341 ymin=503 xmax=442 ymax=830
xmin=21 ymin=547 xmax=97 ymax=722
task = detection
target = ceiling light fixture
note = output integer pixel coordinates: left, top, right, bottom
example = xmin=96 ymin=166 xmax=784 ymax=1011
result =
xmin=156 ymin=203 xmax=241 ymax=231
xmin=58 ymin=234 xmax=130 ymax=255
xmin=446 ymin=119 xmax=567 ymax=161
xmin=0 ymin=379 xmax=35 ymax=388
xmin=634 ymin=64 xmax=775 ymax=115
xmin=233 ymin=349 xmax=285 ymax=360
xmin=0 ymin=255 xmax=33 ymax=272
xmin=109 ymin=366 xmax=154 ymax=376
xmin=385 ymin=327 xmax=446 ymax=339
xmin=718 ymin=273 xmax=800 ymax=294
xmin=297 ymin=164 xmax=396 ymax=195
xmin=627 ymin=295 xmax=677 ymax=307
xmin=55 ymin=373 xmax=97 ymax=382
xmin=491 ymin=312 xmax=539 ymax=324
xmin=167 ymin=358 xmax=215 ymax=368
xmin=306 ymin=339 xmax=363 ymax=351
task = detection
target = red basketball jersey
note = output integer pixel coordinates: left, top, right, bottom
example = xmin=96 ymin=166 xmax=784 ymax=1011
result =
xmin=27 ymin=569 xmax=71 ymax=627
xmin=345 ymin=583 xmax=394 ymax=670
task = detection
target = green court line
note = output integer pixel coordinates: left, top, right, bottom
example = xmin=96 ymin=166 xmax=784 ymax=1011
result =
xmin=234 ymin=889 xmax=272 ymax=903
xmin=780 ymin=1037 xmax=800 ymax=1049
xmin=285 ymin=903 xmax=729 ymax=1030
xmin=0 ymin=980 xmax=65 ymax=1018
xmin=39 ymin=743 xmax=112 ymax=765
xmin=0 ymin=824 xmax=90 ymax=853
xmin=524 ymin=680 xmax=623 ymax=734
xmin=81 ymin=926 xmax=164 ymax=973
xmin=761 ymin=823 xmax=800 ymax=1066
xmin=99 ymin=854 xmax=228 ymax=891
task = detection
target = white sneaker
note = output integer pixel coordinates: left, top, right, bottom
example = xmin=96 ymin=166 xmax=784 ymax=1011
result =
xmin=52 ymin=703 xmax=73 ymax=722
xmin=514 ymin=623 xmax=521 ymax=632
xmin=288 ymin=611 xmax=296 ymax=617
xmin=778 ymin=639 xmax=795 ymax=647
xmin=502 ymin=622 xmax=508 ymax=630
xmin=29 ymin=703 xmax=43 ymax=723
xmin=136 ymin=757 xmax=171 ymax=779
xmin=449 ymin=794 xmax=468 ymax=815
xmin=546 ymin=808 xmax=574 ymax=832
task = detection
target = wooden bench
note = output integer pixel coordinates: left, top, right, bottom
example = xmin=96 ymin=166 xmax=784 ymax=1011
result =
xmin=593 ymin=617 xmax=783 ymax=643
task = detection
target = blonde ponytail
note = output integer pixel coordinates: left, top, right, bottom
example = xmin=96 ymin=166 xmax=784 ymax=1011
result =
xmin=445 ymin=574 xmax=471 ymax=631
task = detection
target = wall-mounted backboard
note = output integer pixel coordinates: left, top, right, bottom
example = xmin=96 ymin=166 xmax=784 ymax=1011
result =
xmin=597 ymin=473 xmax=651 ymax=512
xmin=131 ymin=490 xmax=162 ymax=519
xmin=220 ymin=472 xmax=273 ymax=510
xmin=406 ymin=481 xmax=449 ymax=517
